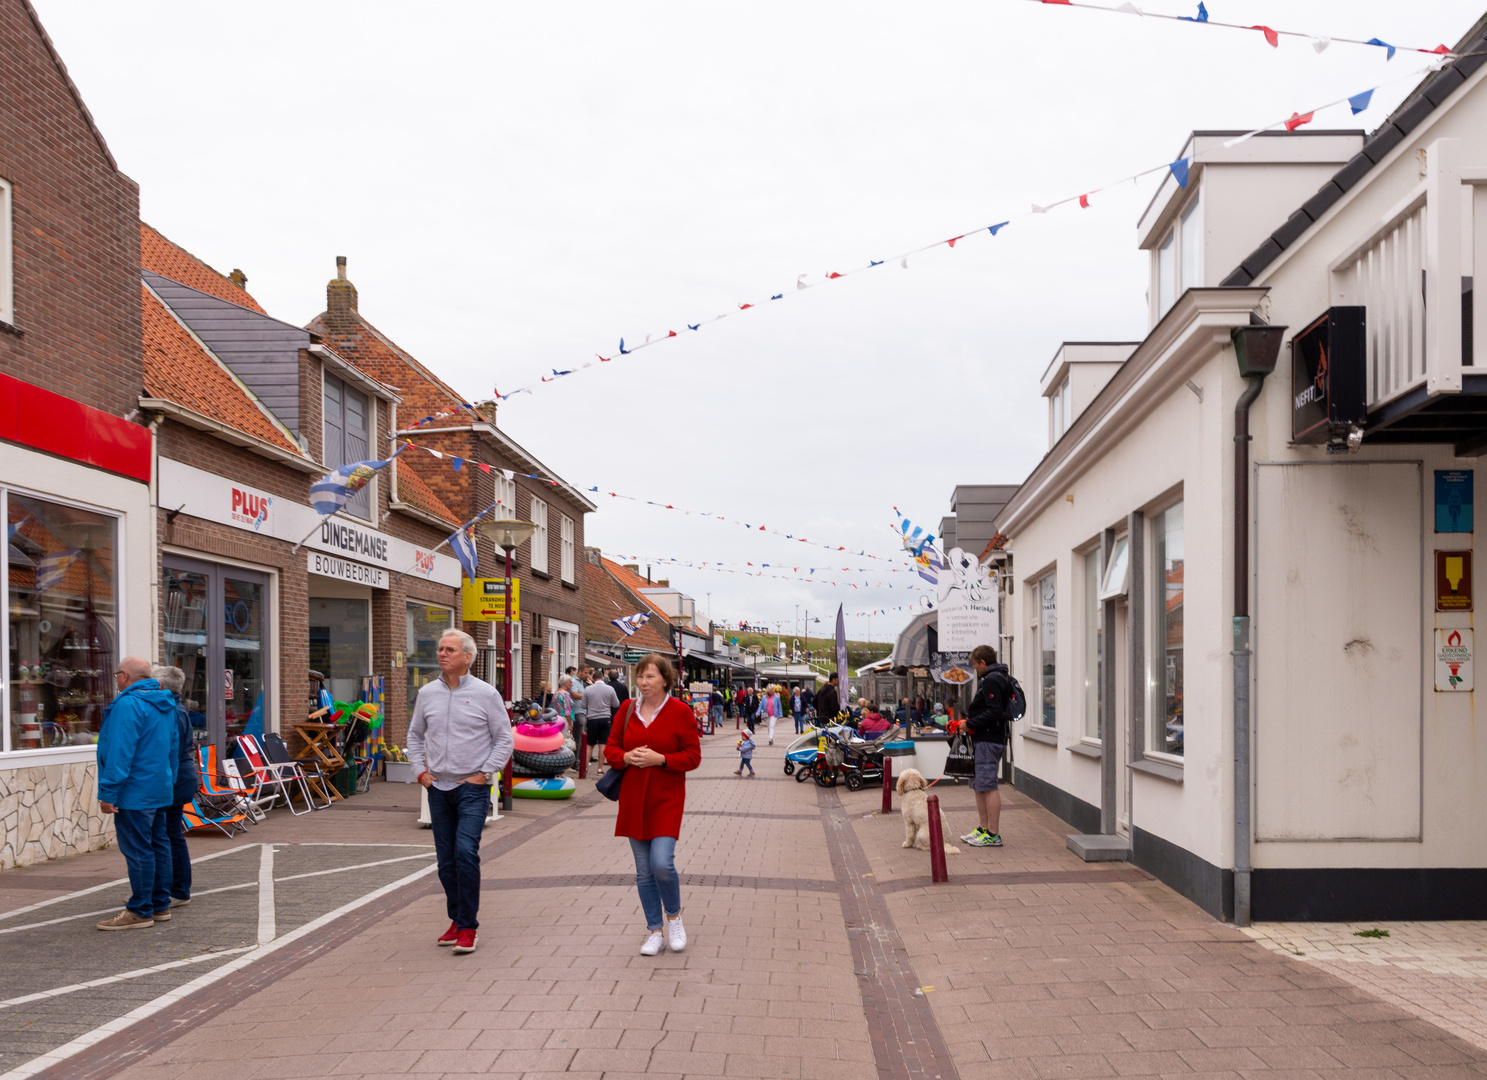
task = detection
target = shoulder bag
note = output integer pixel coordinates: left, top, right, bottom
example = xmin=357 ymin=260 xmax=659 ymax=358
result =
xmin=596 ymin=700 xmax=634 ymax=801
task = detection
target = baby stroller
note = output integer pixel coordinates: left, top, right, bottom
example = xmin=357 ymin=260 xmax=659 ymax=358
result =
xmin=813 ymin=723 xmax=902 ymax=790
xmin=787 ymin=724 xmax=851 ymax=780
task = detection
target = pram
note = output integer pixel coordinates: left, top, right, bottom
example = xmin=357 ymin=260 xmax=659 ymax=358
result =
xmin=784 ymin=725 xmax=835 ymax=775
xmin=809 ymin=723 xmax=902 ymax=790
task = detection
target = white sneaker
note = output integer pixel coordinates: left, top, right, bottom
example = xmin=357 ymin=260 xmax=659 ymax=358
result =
xmin=640 ymin=931 xmax=665 ymax=956
xmin=666 ymin=915 xmax=687 ymax=952
xmin=959 ymin=830 xmax=980 ymax=843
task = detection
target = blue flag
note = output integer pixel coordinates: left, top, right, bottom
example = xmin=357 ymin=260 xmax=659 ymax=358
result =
xmin=309 ymin=445 xmax=405 ymax=517
xmin=36 ymin=548 xmax=80 ymax=592
xmin=449 ymin=524 xmax=479 ymax=582
xmin=1349 ymin=88 xmax=1375 ymax=115
xmin=611 ymin=612 xmax=652 ymax=637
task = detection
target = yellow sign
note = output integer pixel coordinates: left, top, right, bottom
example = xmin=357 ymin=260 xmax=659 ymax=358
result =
xmin=462 ymin=578 xmax=519 ymax=621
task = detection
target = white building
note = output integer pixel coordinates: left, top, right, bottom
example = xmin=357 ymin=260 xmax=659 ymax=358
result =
xmin=994 ymin=21 xmax=1487 ymax=923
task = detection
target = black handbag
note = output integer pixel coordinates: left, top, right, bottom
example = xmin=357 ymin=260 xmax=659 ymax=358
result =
xmin=944 ymin=731 xmax=976 ymax=777
xmin=596 ymin=703 xmax=633 ymax=801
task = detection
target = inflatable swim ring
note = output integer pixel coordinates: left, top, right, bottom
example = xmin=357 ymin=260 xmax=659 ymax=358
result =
xmin=513 ymin=729 xmax=564 ymax=753
xmin=515 ymin=721 xmax=564 ymax=738
xmin=511 ymin=777 xmax=576 ymax=799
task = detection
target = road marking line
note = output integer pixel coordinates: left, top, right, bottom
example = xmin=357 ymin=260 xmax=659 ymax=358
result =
xmin=0 ymin=861 xmax=441 ymax=1080
xmin=0 ymin=948 xmax=255 ymax=1010
xmin=274 ymin=852 xmax=435 ymax=882
xmin=0 ymin=847 xmax=248 ymax=923
xmin=256 ymin=844 xmax=275 ymax=945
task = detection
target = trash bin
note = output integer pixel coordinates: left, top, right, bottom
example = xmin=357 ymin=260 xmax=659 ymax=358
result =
xmin=331 ymin=763 xmax=357 ymax=799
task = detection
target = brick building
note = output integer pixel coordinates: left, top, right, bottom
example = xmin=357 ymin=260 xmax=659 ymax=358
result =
xmin=0 ymin=0 xmax=152 ymax=867
xmin=307 ymin=260 xmax=594 ymax=701
xmin=141 ymin=230 xmax=467 ymax=754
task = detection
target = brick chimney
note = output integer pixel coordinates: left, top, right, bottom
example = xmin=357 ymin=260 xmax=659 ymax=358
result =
xmin=228 ymin=268 xmax=248 ymax=289
xmin=327 ymin=255 xmax=357 ymax=314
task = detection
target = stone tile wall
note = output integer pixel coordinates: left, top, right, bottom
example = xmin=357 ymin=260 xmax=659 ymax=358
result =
xmin=0 ymin=761 xmax=112 ymax=870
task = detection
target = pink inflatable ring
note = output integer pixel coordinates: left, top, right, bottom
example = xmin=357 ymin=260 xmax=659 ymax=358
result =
xmin=516 ymin=721 xmax=564 ymax=738
xmin=513 ymin=729 xmax=564 ymax=752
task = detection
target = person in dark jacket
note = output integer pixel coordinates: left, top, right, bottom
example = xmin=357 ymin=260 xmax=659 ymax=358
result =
xmin=153 ymin=665 xmax=199 ymax=908
xmin=961 ymin=644 xmax=1011 ymax=848
xmin=96 ymin=658 xmax=179 ymax=930
xmin=608 ymin=669 xmax=630 ymax=704
xmin=815 ymin=673 xmax=841 ymax=724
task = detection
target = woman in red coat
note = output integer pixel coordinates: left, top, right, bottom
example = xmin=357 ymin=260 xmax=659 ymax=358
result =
xmin=605 ymin=653 xmax=701 ymax=956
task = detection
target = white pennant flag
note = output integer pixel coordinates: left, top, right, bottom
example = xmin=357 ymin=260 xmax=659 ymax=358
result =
xmin=501 ymin=469 xmax=514 ymax=481
xmin=900 ymin=257 xmax=908 ymax=269
xmin=1310 ymin=36 xmax=1331 ymax=53
xmin=796 ymin=274 xmax=808 ymax=290
xmin=1115 ymin=1 xmax=1143 ymax=13
xmin=1032 ymin=204 xmax=1048 ymax=214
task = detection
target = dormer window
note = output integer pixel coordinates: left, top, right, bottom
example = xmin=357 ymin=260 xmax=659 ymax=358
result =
xmin=1156 ymin=192 xmax=1202 ymax=319
xmin=1050 ymin=376 xmax=1071 ymax=445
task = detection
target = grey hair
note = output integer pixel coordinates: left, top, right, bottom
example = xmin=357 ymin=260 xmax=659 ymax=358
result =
xmin=558 ymin=675 xmax=573 ymax=690
xmin=439 ymin=629 xmax=478 ymax=660
xmin=152 ymin=665 xmax=186 ymax=694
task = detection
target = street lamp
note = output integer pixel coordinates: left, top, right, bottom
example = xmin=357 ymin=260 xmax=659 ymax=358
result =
xmin=477 ymin=519 xmax=537 ymax=702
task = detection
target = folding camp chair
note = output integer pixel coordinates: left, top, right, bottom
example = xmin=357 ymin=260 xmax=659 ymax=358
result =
xmin=181 ymin=795 xmax=249 ymax=837
xmin=262 ymin=732 xmax=332 ymax=810
xmin=235 ymin=734 xmax=314 ymax=815
xmin=197 ymin=745 xmax=265 ymax=823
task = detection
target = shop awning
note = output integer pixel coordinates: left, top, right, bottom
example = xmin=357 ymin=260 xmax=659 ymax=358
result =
xmin=889 ymin=611 xmax=936 ymax=674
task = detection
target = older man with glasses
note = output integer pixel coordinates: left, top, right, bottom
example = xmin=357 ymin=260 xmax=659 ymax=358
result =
xmin=95 ymin=657 xmax=179 ymax=930
xmin=407 ymin=629 xmax=513 ymax=955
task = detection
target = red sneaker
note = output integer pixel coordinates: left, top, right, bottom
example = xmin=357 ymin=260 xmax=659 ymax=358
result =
xmin=452 ymin=927 xmax=478 ymax=954
xmin=436 ymin=921 xmax=459 ymax=947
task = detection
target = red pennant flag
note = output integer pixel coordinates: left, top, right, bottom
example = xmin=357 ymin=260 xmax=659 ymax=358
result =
xmin=1430 ymin=43 xmax=1450 ymax=54
xmin=759 ymin=525 xmax=766 ymax=530
xmin=827 ymin=272 xmax=842 ymax=279
xmin=1284 ymin=111 xmax=1314 ymax=132
xmin=947 ymin=235 xmax=963 ymax=248
xmin=1041 ymin=0 xmax=1072 ymax=4
xmin=479 ymin=463 xmax=491 ymax=474
xmin=1250 ymin=24 xmax=1279 ymax=47
xmin=596 ymin=353 xmax=611 ymax=362
xmin=667 ymin=330 xmax=676 ymax=337
xmin=1079 ymin=193 xmax=1090 ymax=208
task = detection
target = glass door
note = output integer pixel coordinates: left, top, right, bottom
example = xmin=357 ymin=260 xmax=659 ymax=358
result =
xmin=162 ymin=556 xmax=271 ymax=756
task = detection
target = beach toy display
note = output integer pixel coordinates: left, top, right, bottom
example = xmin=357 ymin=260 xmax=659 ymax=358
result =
xmin=513 ymin=720 xmax=565 ymax=753
xmin=511 ymin=747 xmax=577 ymax=776
xmin=511 ymin=776 xmax=576 ymax=799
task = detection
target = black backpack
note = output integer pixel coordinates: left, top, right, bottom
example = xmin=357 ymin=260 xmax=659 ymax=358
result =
xmin=980 ymin=670 xmax=1026 ymax=737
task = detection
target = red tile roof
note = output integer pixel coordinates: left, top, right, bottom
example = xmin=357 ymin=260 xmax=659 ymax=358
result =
xmin=140 ymin=223 xmax=265 ymax=313
xmin=140 ymin=284 xmax=303 ymax=455
xmin=396 ymin=464 xmax=462 ymax=527
xmin=584 ymin=558 xmax=675 ymax=654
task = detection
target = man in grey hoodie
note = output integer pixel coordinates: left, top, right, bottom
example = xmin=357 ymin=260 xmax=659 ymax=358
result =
xmin=408 ymin=629 xmax=513 ymax=955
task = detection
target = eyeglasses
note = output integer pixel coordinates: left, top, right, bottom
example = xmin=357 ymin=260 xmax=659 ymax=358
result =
xmin=113 ymin=669 xmax=127 ymax=677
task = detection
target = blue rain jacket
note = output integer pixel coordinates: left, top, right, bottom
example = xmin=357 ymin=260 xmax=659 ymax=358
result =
xmin=97 ymin=679 xmax=179 ymax=809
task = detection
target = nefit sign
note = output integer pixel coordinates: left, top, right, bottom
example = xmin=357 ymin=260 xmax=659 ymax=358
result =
xmin=1291 ymin=306 xmax=1366 ymax=444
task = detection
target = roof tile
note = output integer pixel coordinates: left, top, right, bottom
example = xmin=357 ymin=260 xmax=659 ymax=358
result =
xmin=396 ymin=464 xmax=462 ymax=527
xmin=140 ymin=224 xmax=265 ymax=314
xmin=584 ymin=558 xmax=675 ymax=654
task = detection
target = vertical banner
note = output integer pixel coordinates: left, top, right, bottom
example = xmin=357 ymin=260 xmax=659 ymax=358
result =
xmin=835 ymin=605 xmax=848 ymax=710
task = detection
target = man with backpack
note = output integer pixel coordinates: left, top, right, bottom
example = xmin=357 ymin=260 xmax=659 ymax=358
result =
xmin=961 ymin=643 xmax=1022 ymax=848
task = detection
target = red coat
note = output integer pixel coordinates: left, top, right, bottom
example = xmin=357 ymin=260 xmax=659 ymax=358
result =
xmin=604 ymin=696 xmax=702 ymax=841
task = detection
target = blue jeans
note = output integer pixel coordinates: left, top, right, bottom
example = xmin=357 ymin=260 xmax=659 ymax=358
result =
xmin=113 ymin=807 xmax=171 ymax=916
xmin=163 ymin=804 xmax=191 ymax=900
xmin=793 ymin=712 xmax=804 ymax=733
xmin=710 ymin=706 xmax=721 ymax=728
xmin=628 ymin=836 xmax=680 ymax=931
xmin=738 ymin=754 xmax=754 ymax=773
xmin=427 ymin=783 xmax=490 ymax=929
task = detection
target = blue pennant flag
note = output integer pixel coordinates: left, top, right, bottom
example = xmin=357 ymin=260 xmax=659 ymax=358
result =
xmin=1169 ymin=157 xmax=1191 ymax=189
xmin=452 ymin=457 xmax=464 ymax=472
xmin=1179 ymin=2 xmax=1207 ymax=21
xmin=309 ymin=445 xmax=405 ymax=517
xmin=988 ymin=222 xmax=1009 ymax=236
xmin=619 ymin=338 xmax=630 ymax=354
xmin=449 ymin=524 xmax=479 ymax=583
xmin=611 ymin=611 xmax=652 ymax=637
xmin=1349 ymin=88 xmax=1375 ymax=114
xmin=1366 ymin=37 xmax=1396 ymax=60
xmin=771 ymin=294 xmax=782 ymax=300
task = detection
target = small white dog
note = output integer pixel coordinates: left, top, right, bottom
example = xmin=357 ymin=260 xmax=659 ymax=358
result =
xmin=896 ymin=768 xmax=960 ymax=855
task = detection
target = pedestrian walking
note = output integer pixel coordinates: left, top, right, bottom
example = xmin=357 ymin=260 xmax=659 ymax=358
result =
xmin=757 ymin=686 xmax=782 ymax=744
xmin=816 ymin=672 xmax=841 ymax=723
xmin=710 ymin=688 xmax=724 ymax=729
xmin=584 ymin=674 xmax=621 ymax=770
xmin=800 ymin=683 xmax=815 ymax=719
xmin=734 ymin=729 xmax=756 ymax=776
xmin=743 ymin=689 xmax=758 ymax=734
xmin=791 ymin=687 xmax=804 ymax=734
xmin=408 ymin=629 xmax=514 ymax=954
xmin=96 ymin=657 xmax=178 ymax=930
xmin=606 ymin=653 xmax=702 ymax=956
xmin=152 ymin=665 xmax=198 ymax=909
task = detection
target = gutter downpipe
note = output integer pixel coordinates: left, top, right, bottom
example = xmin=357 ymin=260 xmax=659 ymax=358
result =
xmin=1232 ymin=371 xmax=1265 ymax=928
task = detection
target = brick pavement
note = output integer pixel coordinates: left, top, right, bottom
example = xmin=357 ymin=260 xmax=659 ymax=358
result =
xmin=6 ymin=738 xmax=1487 ymax=1079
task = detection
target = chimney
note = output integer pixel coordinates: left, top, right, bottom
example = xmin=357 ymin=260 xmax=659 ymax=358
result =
xmin=657 ymin=579 xmax=669 ymax=587
xmin=623 ymin=564 xmax=640 ymax=575
xmin=228 ymin=268 xmax=248 ymax=289
xmin=327 ymin=255 xmax=358 ymax=315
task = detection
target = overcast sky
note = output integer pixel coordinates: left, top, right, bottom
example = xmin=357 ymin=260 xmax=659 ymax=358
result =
xmin=35 ymin=0 xmax=1481 ymax=642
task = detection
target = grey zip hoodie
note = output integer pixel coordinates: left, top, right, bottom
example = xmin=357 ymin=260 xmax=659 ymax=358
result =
xmin=406 ymin=675 xmax=514 ymax=791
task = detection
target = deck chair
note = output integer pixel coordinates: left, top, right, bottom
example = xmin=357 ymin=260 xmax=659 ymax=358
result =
xmin=199 ymin=745 xmax=267 ymax=822
xmin=181 ymin=795 xmax=249 ymax=837
xmin=235 ymin=734 xmax=314 ymax=815
xmin=339 ymin=718 xmax=375 ymax=795
xmin=261 ymin=732 xmax=332 ymax=810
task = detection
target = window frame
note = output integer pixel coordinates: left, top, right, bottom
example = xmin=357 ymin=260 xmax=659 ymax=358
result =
xmin=1149 ymin=501 xmax=1185 ymax=760
xmin=530 ymin=497 xmax=549 ymax=574
xmin=0 ymin=177 xmax=12 ymax=325
xmin=321 ymin=373 xmax=374 ymax=522
xmin=560 ymin=514 xmax=575 ymax=583
xmin=1032 ymin=570 xmax=1057 ymax=729
xmin=1179 ymin=193 xmax=1202 ymax=293
xmin=3 ymin=483 xmax=125 ymax=758
xmin=1157 ymin=231 xmax=1175 ymax=317
xmin=1081 ymin=547 xmax=1103 ymax=742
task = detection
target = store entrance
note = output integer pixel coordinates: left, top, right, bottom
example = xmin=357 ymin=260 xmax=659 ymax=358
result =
xmin=308 ymin=585 xmax=371 ymax=704
xmin=162 ymin=556 xmax=271 ymax=756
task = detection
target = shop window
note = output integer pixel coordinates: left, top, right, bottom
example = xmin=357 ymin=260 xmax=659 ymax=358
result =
xmin=323 ymin=375 xmax=371 ymax=520
xmin=560 ymin=514 xmax=575 ymax=583
xmin=309 ymin=597 xmax=369 ymax=704
xmin=6 ymin=491 xmax=118 ymax=752
xmin=1034 ymin=572 xmax=1056 ymax=728
xmin=530 ymin=498 xmax=548 ymax=573
xmin=1083 ymin=550 xmax=1102 ymax=741
xmin=0 ymin=177 xmax=12 ymax=325
xmin=1180 ymin=195 xmax=1202 ymax=292
xmin=1153 ymin=503 xmax=1185 ymax=756
xmin=406 ymin=603 xmax=453 ymax=712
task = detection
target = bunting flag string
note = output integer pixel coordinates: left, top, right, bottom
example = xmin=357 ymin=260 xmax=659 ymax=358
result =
xmin=485 ymin=50 xmax=1465 ymax=405
xmin=605 ymin=553 xmax=930 ymax=591
xmin=1024 ymin=0 xmax=1453 ymax=59
xmin=402 ymin=403 xmax=479 ymax=430
xmin=397 ymin=439 xmax=921 ymax=569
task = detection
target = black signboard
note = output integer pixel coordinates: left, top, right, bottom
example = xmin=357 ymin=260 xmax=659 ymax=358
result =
xmin=1292 ymin=306 xmax=1366 ymax=444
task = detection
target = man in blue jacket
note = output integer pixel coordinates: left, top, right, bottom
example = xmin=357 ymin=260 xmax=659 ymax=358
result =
xmin=96 ymin=657 xmax=179 ymax=930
